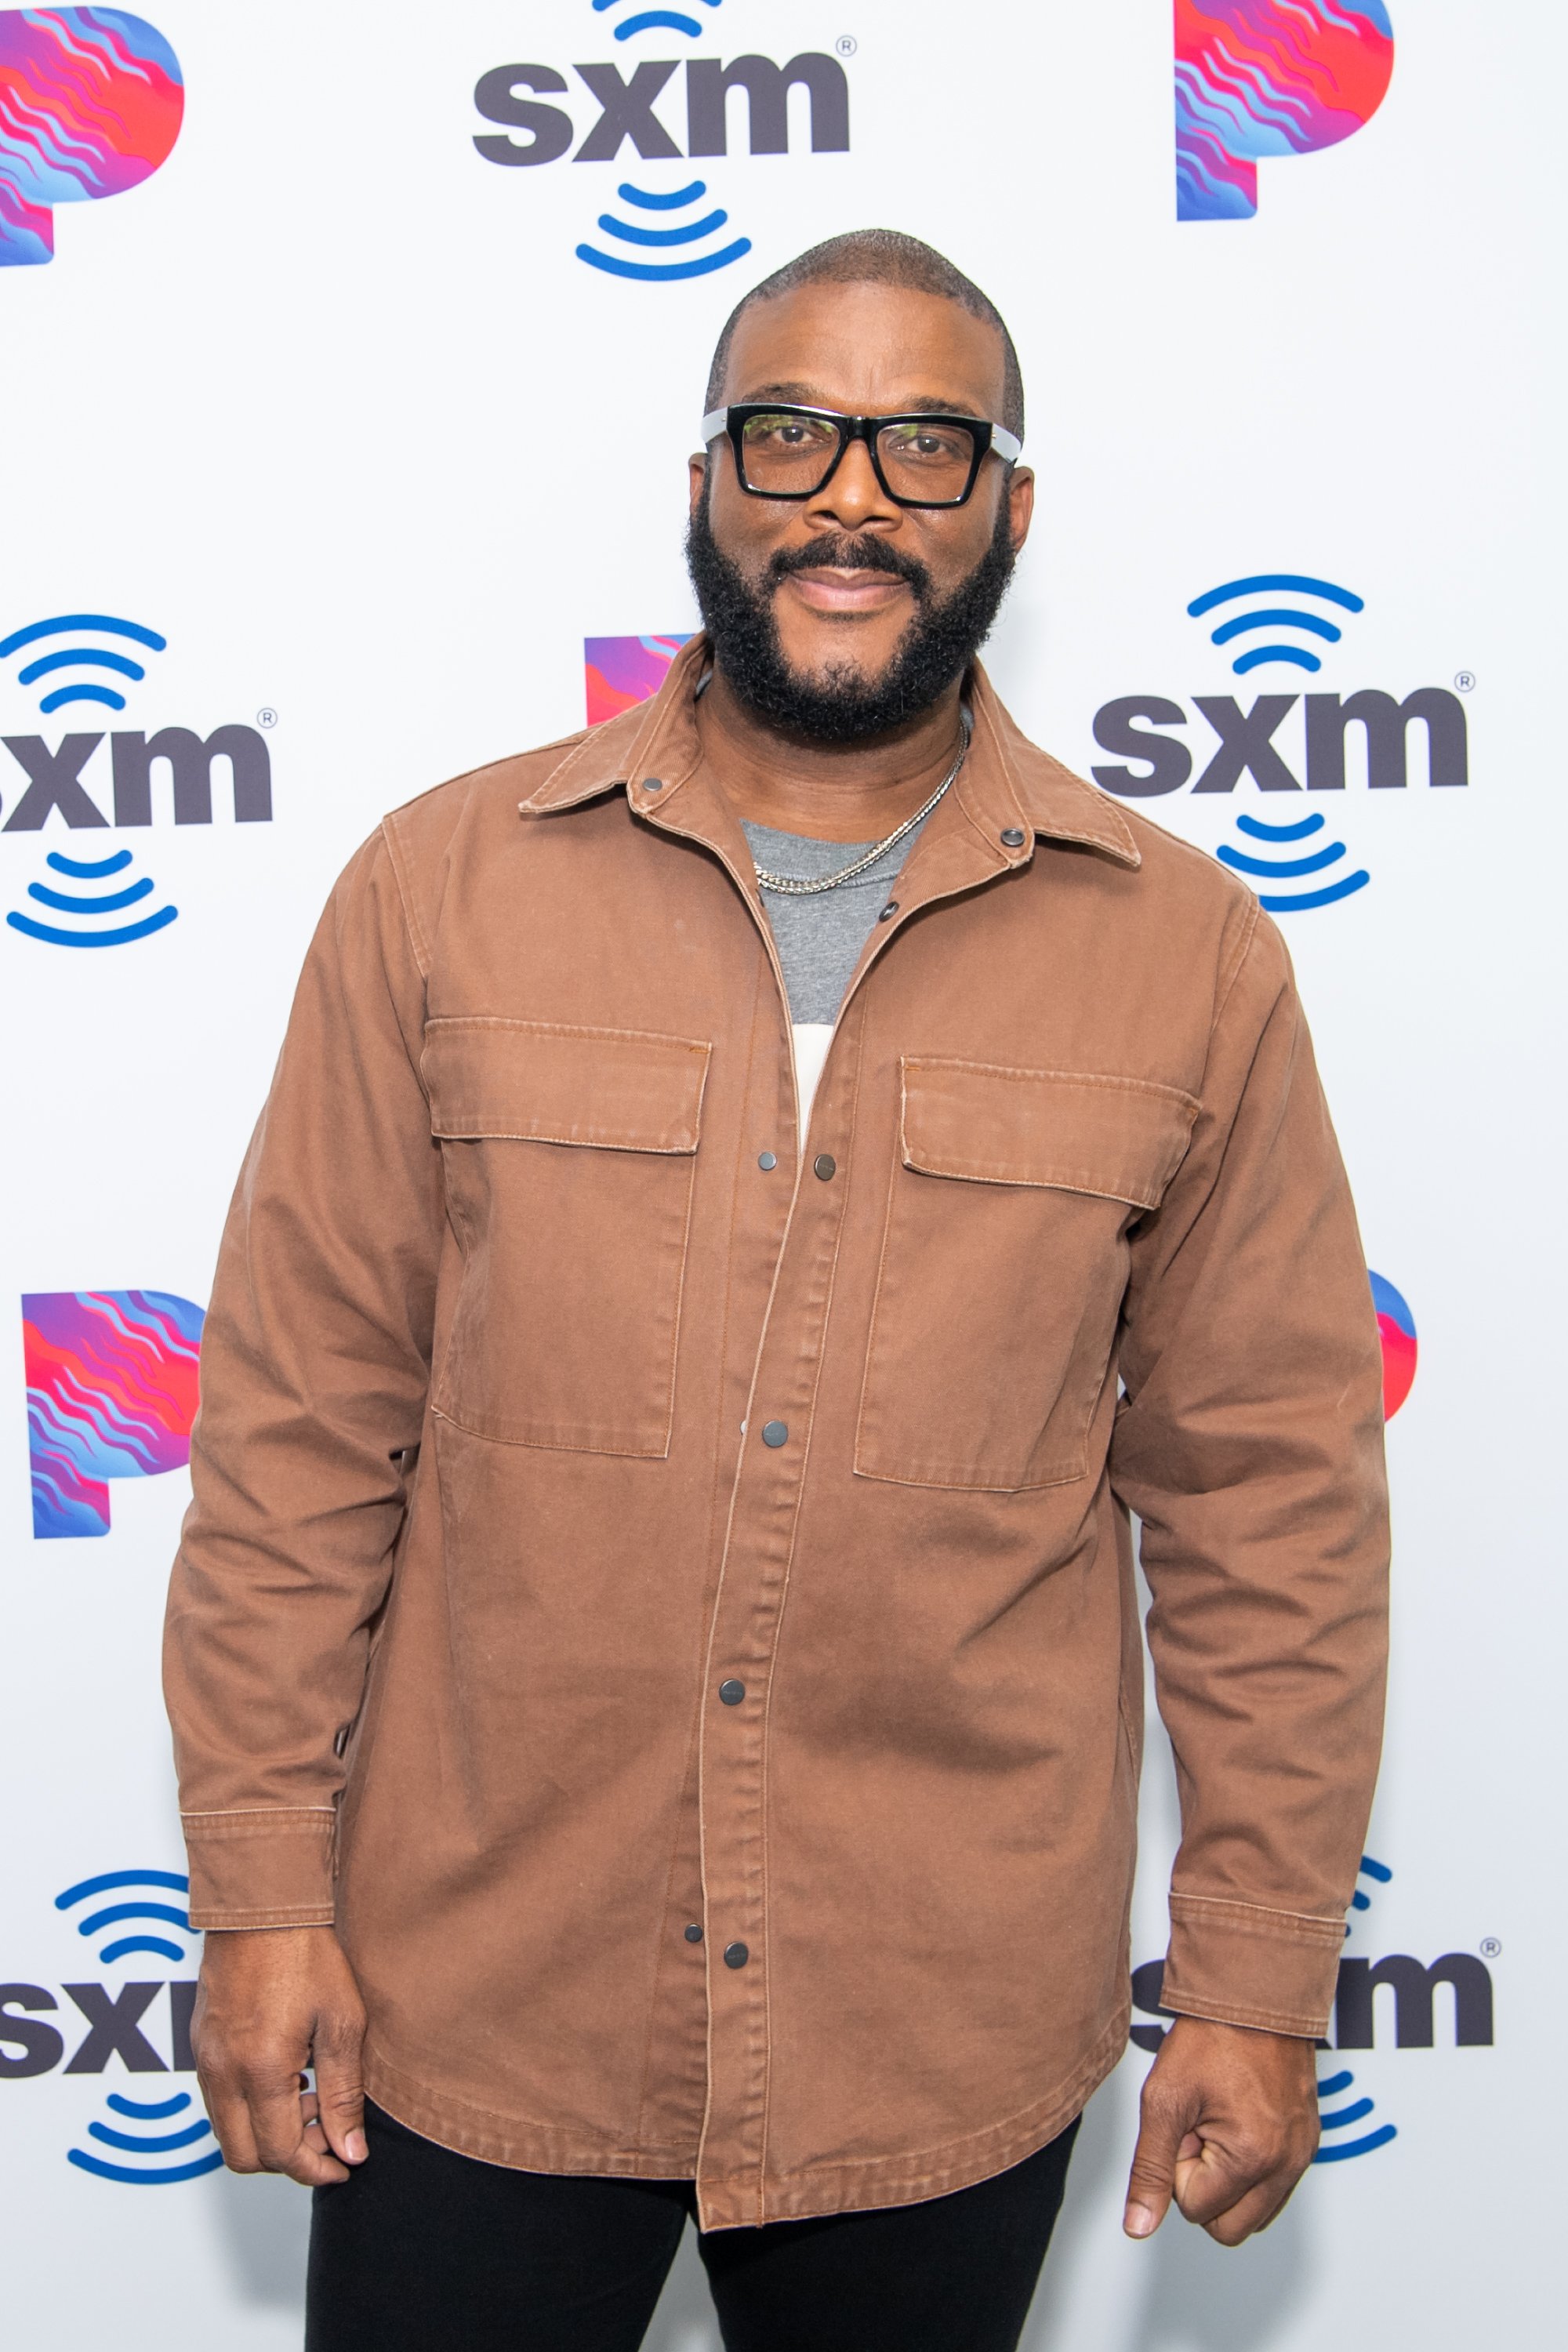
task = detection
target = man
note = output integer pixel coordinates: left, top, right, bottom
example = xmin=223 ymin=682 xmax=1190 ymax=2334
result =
xmin=165 ymin=231 xmax=1388 ymax=2351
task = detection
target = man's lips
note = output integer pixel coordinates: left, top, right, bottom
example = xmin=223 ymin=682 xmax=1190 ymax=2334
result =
xmin=778 ymin=566 xmax=916 ymax=615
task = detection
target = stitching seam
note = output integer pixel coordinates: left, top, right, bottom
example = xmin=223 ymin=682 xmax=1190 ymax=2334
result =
xmin=1171 ymin=1891 xmax=1345 ymax=1930
xmin=379 ymin=811 xmax=433 ymax=979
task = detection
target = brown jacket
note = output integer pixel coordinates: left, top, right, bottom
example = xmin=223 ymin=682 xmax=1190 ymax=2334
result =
xmin=165 ymin=640 xmax=1388 ymax=2229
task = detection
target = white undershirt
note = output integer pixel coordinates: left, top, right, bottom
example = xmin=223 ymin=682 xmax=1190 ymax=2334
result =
xmin=792 ymin=1023 xmax=834 ymax=1130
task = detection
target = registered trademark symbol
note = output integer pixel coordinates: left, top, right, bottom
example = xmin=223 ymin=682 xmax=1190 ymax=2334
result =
xmin=1480 ymin=1936 xmax=1502 ymax=1958
xmin=836 ymin=34 xmax=857 ymax=55
xmin=256 ymin=707 xmax=278 ymax=728
xmin=1454 ymin=672 xmax=1475 ymax=693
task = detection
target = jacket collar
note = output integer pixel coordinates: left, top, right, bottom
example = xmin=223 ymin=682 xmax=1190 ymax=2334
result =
xmin=518 ymin=633 xmax=1141 ymax=873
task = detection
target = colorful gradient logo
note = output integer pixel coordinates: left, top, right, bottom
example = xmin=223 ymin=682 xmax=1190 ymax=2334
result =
xmin=0 ymin=9 xmax=183 ymax=267
xmin=585 ymin=633 xmax=693 ymax=726
xmin=1174 ymin=1 xmax=1396 ymax=222
xmin=22 ymin=1289 xmax=204 ymax=1537
xmin=1370 ymin=1270 xmax=1416 ymax=1419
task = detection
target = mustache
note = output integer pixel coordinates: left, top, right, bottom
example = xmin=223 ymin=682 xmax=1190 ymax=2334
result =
xmin=765 ymin=535 xmax=932 ymax=601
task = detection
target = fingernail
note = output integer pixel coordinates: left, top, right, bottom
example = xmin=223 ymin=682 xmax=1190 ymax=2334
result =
xmin=345 ymin=2130 xmax=368 ymax=2163
xmin=1124 ymin=2204 xmax=1157 ymax=2239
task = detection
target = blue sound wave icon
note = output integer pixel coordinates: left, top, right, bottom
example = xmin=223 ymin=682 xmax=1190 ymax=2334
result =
xmin=593 ymin=0 xmax=721 ymax=37
xmin=0 ymin=613 xmax=166 ymax=713
xmin=1312 ymin=1849 xmax=1396 ymax=2160
xmin=68 ymin=2090 xmax=222 ymax=2186
xmin=7 ymin=848 xmax=179 ymax=947
xmin=56 ymin=1868 xmax=194 ymax=1967
xmin=1312 ymin=2065 xmax=1398 ymax=2163
xmin=1216 ymin=811 xmax=1369 ymax=913
xmin=1350 ymin=1853 xmax=1393 ymax=1918
xmin=577 ymin=178 xmax=752 ymax=281
xmin=1188 ymin=575 xmax=1364 ymax=675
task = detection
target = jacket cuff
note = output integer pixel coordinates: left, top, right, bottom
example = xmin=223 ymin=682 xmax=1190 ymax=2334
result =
xmin=1160 ymin=1891 xmax=1345 ymax=2038
xmin=182 ymin=1807 xmax=337 ymax=1930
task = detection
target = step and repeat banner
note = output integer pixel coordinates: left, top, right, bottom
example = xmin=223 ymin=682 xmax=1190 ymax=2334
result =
xmin=1 ymin=5 xmax=1558 ymax=2346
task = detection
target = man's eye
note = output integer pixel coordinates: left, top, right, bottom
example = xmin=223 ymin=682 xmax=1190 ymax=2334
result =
xmin=885 ymin=426 xmax=968 ymax=463
xmin=747 ymin=415 xmax=833 ymax=448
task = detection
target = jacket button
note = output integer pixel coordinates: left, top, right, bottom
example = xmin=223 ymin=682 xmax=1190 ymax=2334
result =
xmin=644 ymin=776 xmax=665 ymax=793
xmin=724 ymin=1942 xmax=750 ymax=1969
xmin=877 ymin=901 xmax=898 ymax=922
xmin=719 ymin=1679 xmax=746 ymax=1705
xmin=684 ymin=1923 xmax=704 ymax=1944
xmin=813 ymin=1153 xmax=837 ymax=1181
xmin=761 ymin=1420 xmax=788 ymax=1447
xmin=1000 ymin=826 xmax=1026 ymax=847
xmin=758 ymin=1151 xmax=777 ymax=1171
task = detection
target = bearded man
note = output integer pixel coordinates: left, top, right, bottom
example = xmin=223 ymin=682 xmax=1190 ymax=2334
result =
xmin=165 ymin=231 xmax=1388 ymax=2352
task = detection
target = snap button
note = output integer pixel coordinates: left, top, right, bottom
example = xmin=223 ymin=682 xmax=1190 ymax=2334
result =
xmin=877 ymin=901 xmax=898 ymax=922
xmin=643 ymin=776 xmax=665 ymax=793
xmin=724 ymin=1942 xmax=750 ymax=1970
xmin=684 ymin=1923 xmax=704 ymax=1944
xmin=761 ymin=1420 xmax=788 ymax=1447
xmin=813 ymin=1154 xmax=837 ymax=1181
xmin=758 ymin=1151 xmax=777 ymax=1171
xmin=719 ymin=1679 xmax=746 ymax=1706
xmin=1000 ymin=826 xmax=1026 ymax=847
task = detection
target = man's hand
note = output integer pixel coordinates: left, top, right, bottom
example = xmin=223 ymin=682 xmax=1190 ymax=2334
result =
xmin=193 ymin=1926 xmax=368 ymax=2187
xmin=1123 ymin=2015 xmax=1319 ymax=2247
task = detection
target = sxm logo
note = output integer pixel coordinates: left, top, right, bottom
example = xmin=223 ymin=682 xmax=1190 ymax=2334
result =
xmin=22 ymin=1290 xmax=205 ymax=1538
xmin=0 ymin=9 xmax=183 ymax=267
xmin=1174 ymin=0 xmax=1395 ymax=222
xmin=1 ymin=1867 xmax=218 ymax=2185
xmin=1133 ymin=1855 xmax=1494 ymax=2164
xmin=0 ymin=608 xmax=274 ymax=947
xmin=474 ymin=1 xmax=851 ymax=281
xmin=1090 ymin=570 xmax=1468 ymax=913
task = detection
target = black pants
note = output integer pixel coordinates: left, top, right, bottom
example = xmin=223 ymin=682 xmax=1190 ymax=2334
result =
xmin=307 ymin=2101 xmax=1079 ymax=2352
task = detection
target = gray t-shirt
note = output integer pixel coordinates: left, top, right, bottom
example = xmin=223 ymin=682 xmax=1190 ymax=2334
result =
xmin=740 ymin=813 xmax=933 ymax=1023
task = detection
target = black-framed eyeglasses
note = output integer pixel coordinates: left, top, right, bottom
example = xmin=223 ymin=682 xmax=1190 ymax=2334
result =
xmin=701 ymin=404 xmax=1023 ymax=510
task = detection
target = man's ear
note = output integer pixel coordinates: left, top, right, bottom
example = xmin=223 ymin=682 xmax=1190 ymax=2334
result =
xmin=1007 ymin=466 xmax=1035 ymax=556
xmin=688 ymin=452 xmax=709 ymax=514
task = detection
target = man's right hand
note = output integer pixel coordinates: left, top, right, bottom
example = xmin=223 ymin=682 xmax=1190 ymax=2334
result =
xmin=193 ymin=1925 xmax=368 ymax=2186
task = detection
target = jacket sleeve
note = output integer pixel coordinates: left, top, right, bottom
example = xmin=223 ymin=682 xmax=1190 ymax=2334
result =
xmin=163 ymin=826 xmax=443 ymax=1929
xmin=1109 ymin=903 xmax=1389 ymax=2038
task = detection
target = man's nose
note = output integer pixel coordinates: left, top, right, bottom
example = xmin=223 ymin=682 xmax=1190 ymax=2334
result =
xmin=804 ymin=435 xmax=899 ymax=534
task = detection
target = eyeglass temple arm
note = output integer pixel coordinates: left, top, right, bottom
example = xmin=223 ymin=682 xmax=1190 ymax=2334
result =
xmin=699 ymin=408 xmax=1023 ymax=463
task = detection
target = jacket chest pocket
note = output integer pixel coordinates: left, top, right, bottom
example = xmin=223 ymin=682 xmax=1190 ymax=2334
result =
xmin=423 ymin=1018 xmax=711 ymax=1457
xmin=855 ymin=1059 xmax=1198 ymax=1493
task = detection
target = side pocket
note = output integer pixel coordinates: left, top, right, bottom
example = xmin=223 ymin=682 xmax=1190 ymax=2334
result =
xmin=423 ymin=1018 xmax=710 ymax=1457
xmin=855 ymin=1061 xmax=1198 ymax=1492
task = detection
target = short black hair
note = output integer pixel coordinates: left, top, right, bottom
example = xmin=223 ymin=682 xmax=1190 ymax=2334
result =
xmin=703 ymin=228 xmax=1025 ymax=441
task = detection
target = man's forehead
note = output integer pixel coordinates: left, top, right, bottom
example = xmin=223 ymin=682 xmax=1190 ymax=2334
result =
xmin=722 ymin=281 xmax=1007 ymax=416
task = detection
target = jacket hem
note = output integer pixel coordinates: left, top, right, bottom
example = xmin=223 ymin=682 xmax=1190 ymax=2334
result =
xmin=363 ymin=2044 xmax=703 ymax=2180
xmin=364 ymin=2001 xmax=1128 ymax=2230
xmin=699 ymin=2000 xmax=1128 ymax=2230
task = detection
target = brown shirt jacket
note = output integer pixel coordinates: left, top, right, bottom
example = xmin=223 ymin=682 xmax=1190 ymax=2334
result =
xmin=164 ymin=639 xmax=1388 ymax=2230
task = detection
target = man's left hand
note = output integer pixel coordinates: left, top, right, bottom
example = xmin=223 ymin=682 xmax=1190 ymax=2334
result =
xmin=1122 ymin=2015 xmax=1319 ymax=2246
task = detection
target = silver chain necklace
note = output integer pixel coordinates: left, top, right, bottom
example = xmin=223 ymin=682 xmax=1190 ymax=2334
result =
xmin=750 ymin=728 xmax=970 ymax=897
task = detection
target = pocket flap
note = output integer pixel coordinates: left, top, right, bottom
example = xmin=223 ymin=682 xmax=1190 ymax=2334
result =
xmin=424 ymin=1018 xmax=710 ymax=1153
xmin=900 ymin=1058 xmax=1198 ymax=1210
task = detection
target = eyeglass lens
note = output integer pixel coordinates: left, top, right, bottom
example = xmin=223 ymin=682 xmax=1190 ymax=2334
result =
xmin=739 ymin=413 xmax=978 ymax=501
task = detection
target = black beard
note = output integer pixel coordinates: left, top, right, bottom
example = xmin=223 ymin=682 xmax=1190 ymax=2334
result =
xmin=684 ymin=489 xmax=1016 ymax=744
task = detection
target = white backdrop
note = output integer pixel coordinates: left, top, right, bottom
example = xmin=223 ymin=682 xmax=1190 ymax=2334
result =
xmin=1 ymin=3 xmax=1561 ymax=2343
